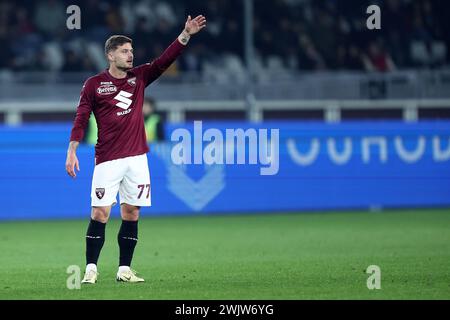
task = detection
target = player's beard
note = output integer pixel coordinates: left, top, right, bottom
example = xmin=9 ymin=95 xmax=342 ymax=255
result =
xmin=117 ymin=64 xmax=132 ymax=71
xmin=117 ymin=60 xmax=133 ymax=71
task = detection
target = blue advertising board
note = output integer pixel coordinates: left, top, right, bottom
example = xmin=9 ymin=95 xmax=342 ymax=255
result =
xmin=0 ymin=121 xmax=449 ymax=220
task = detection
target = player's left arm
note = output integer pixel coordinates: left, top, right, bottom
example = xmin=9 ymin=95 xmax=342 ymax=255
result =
xmin=177 ymin=14 xmax=207 ymax=45
xmin=138 ymin=15 xmax=206 ymax=86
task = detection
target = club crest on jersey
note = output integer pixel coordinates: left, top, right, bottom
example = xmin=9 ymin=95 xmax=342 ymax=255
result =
xmin=97 ymin=84 xmax=117 ymax=95
xmin=95 ymin=188 xmax=105 ymax=199
xmin=127 ymin=77 xmax=136 ymax=86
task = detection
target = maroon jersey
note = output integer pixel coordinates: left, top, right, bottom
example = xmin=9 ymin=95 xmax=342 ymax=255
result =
xmin=70 ymin=38 xmax=185 ymax=165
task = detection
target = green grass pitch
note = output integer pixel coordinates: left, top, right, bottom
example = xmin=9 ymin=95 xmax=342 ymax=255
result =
xmin=0 ymin=209 xmax=449 ymax=300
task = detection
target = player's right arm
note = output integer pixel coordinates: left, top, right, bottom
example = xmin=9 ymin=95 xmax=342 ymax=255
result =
xmin=66 ymin=80 xmax=94 ymax=178
xmin=66 ymin=141 xmax=80 ymax=178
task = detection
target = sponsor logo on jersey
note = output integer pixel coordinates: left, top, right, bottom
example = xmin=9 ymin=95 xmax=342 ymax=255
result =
xmin=100 ymin=81 xmax=112 ymax=85
xmin=117 ymin=108 xmax=132 ymax=116
xmin=114 ymin=90 xmax=133 ymax=110
xmin=95 ymin=188 xmax=105 ymax=199
xmin=97 ymin=84 xmax=117 ymax=95
xmin=127 ymin=77 xmax=136 ymax=86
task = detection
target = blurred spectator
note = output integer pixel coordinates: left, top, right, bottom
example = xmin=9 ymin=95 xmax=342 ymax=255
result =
xmin=61 ymin=49 xmax=96 ymax=72
xmin=298 ymin=35 xmax=325 ymax=70
xmin=33 ymin=0 xmax=66 ymax=38
xmin=309 ymin=9 xmax=337 ymax=69
xmin=105 ymin=6 xmax=125 ymax=34
xmin=346 ymin=45 xmax=366 ymax=71
xmin=143 ymin=97 xmax=165 ymax=142
xmin=0 ymin=0 xmax=449 ymax=75
xmin=82 ymin=0 xmax=110 ymax=42
xmin=363 ymin=41 xmax=396 ymax=72
xmin=0 ymin=35 xmax=14 ymax=70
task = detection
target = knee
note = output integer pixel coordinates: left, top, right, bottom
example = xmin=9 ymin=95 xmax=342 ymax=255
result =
xmin=91 ymin=207 xmax=110 ymax=223
xmin=121 ymin=204 xmax=139 ymax=221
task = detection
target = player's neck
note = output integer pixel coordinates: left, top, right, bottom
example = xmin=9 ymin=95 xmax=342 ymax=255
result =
xmin=108 ymin=65 xmax=128 ymax=79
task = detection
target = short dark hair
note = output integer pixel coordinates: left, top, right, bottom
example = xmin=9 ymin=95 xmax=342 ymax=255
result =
xmin=104 ymin=35 xmax=132 ymax=55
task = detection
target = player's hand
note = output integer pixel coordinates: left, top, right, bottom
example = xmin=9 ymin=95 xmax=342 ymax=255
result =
xmin=65 ymin=151 xmax=80 ymax=178
xmin=184 ymin=15 xmax=206 ymax=35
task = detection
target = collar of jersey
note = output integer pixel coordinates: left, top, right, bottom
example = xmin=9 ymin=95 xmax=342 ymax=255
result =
xmin=104 ymin=68 xmax=136 ymax=81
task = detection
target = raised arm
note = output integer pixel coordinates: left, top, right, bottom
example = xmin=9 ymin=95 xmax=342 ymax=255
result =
xmin=137 ymin=15 xmax=206 ymax=86
xmin=178 ymin=14 xmax=207 ymax=45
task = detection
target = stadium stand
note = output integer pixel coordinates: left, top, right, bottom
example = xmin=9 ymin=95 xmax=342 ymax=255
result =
xmin=0 ymin=0 xmax=449 ymax=75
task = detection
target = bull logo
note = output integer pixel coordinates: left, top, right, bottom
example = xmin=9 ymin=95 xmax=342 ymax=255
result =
xmin=95 ymin=188 xmax=105 ymax=199
xmin=127 ymin=77 xmax=136 ymax=86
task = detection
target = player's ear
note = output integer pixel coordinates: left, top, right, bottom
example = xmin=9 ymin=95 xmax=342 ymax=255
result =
xmin=107 ymin=51 xmax=114 ymax=63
